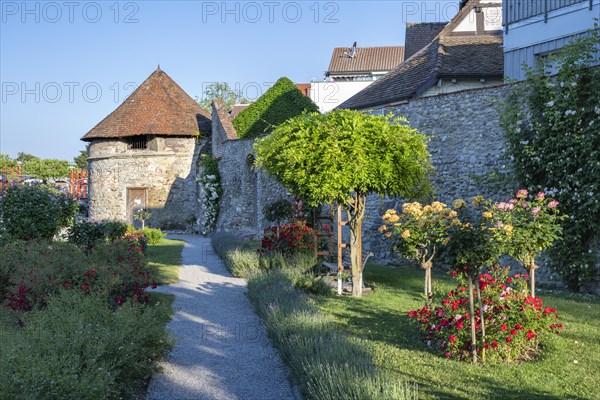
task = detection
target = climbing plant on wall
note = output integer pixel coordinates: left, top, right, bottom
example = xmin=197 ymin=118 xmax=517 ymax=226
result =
xmin=500 ymin=25 xmax=600 ymax=291
xmin=197 ymin=155 xmax=222 ymax=235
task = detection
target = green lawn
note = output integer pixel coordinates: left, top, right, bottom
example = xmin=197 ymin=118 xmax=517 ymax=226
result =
xmin=146 ymin=238 xmax=184 ymax=285
xmin=312 ymin=265 xmax=600 ymax=400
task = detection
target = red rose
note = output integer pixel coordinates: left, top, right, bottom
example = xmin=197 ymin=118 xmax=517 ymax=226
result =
xmin=526 ymin=330 xmax=536 ymax=339
xmin=500 ymin=324 xmax=507 ymax=331
xmin=449 ymin=335 xmax=457 ymax=343
xmin=510 ymin=329 xmax=517 ymax=335
xmin=445 ymin=352 xmax=452 ymax=358
xmin=506 ymin=336 xmax=512 ymax=343
xmin=491 ymin=341 xmax=498 ymax=348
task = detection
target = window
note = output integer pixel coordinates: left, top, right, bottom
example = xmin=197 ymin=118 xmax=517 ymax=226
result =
xmin=128 ymin=136 xmax=147 ymax=150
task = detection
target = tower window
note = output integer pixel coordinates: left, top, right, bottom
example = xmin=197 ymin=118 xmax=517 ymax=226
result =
xmin=128 ymin=136 xmax=148 ymax=150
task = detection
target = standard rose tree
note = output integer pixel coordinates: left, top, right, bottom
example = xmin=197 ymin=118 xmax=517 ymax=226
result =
xmin=254 ymin=109 xmax=433 ymax=297
xmin=381 ymin=201 xmax=459 ymax=298
xmin=493 ymin=190 xmax=566 ymax=297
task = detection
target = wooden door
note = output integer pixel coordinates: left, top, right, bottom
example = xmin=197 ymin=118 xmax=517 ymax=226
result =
xmin=127 ymin=188 xmax=147 ymax=227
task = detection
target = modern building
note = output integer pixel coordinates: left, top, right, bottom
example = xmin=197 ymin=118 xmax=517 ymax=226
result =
xmin=503 ymin=0 xmax=600 ymax=80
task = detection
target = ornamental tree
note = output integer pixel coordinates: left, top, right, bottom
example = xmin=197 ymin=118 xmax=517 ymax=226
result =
xmin=443 ymin=198 xmax=503 ymax=363
xmin=381 ymin=201 xmax=459 ymax=298
xmin=493 ymin=189 xmax=566 ymax=297
xmin=254 ymin=109 xmax=433 ymax=297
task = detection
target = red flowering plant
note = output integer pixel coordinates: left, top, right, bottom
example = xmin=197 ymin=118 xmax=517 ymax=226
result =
xmin=441 ymin=197 xmax=503 ymax=362
xmin=260 ymin=220 xmax=315 ymax=256
xmin=408 ymin=265 xmax=562 ymax=363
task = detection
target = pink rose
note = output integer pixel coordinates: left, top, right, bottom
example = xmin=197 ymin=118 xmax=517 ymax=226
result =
xmin=536 ymin=192 xmax=545 ymax=200
xmin=516 ymin=189 xmax=529 ymax=199
xmin=547 ymin=200 xmax=559 ymax=209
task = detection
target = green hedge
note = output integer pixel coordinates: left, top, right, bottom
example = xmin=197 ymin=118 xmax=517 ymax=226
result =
xmin=232 ymin=77 xmax=319 ymax=139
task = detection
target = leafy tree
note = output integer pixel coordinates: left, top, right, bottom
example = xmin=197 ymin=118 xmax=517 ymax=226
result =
xmin=16 ymin=152 xmax=39 ymax=163
xmin=197 ymin=82 xmax=243 ymax=112
xmin=254 ymin=109 xmax=433 ymax=297
xmin=233 ymin=77 xmax=318 ymax=139
xmin=74 ymin=145 xmax=89 ymax=170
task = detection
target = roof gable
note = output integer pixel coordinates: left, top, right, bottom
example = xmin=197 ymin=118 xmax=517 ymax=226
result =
xmin=81 ymin=68 xmax=211 ymax=141
xmin=405 ymin=22 xmax=447 ymax=59
xmin=338 ymin=0 xmax=503 ymax=110
xmin=327 ymin=46 xmax=405 ymax=75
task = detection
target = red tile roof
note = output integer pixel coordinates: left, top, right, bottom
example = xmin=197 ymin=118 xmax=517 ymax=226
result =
xmin=327 ymin=46 xmax=405 ymax=75
xmin=81 ymin=68 xmax=211 ymax=141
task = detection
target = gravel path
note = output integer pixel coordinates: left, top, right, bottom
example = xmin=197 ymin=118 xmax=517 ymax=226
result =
xmin=146 ymin=234 xmax=296 ymax=400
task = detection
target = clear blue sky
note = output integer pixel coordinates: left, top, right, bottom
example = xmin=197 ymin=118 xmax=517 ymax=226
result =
xmin=1 ymin=0 xmax=458 ymax=161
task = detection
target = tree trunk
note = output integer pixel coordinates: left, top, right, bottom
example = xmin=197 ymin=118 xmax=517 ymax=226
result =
xmin=468 ymin=276 xmax=477 ymax=364
xmin=421 ymin=260 xmax=432 ymax=298
xmin=530 ymin=266 xmax=536 ymax=298
xmin=349 ymin=218 xmax=363 ymax=297
xmin=476 ymin=282 xmax=486 ymax=363
xmin=348 ymin=192 xmax=366 ymax=298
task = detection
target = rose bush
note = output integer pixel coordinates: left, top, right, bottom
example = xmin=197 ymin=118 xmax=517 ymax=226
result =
xmin=409 ymin=266 xmax=562 ymax=363
xmin=261 ymin=220 xmax=315 ymax=256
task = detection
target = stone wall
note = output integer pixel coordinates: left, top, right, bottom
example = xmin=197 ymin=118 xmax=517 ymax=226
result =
xmin=211 ymin=86 xmax=599 ymax=291
xmin=88 ymin=136 xmax=201 ymax=230
xmin=211 ymin=100 xmax=287 ymax=237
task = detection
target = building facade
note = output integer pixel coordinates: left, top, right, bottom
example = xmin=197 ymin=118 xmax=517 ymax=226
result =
xmin=503 ymin=0 xmax=600 ymax=80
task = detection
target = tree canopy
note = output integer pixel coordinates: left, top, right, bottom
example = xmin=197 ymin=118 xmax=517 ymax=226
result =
xmin=254 ymin=109 xmax=433 ymax=206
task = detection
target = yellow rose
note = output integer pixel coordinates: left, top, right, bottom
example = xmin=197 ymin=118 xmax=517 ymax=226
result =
xmin=401 ymin=230 xmax=411 ymax=239
xmin=378 ymin=225 xmax=387 ymax=233
xmin=423 ymin=205 xmax=433 ymax=213
xmin=448 ymin=211 xmax=458 ymax=219
xmin=385 ymin=231 xmax=392 ymax=238
xmin=452 ymin=199 xmax=467 ymax=209
xmin=504 ymin=225 xmax=513 ymax=236
xmin=388 ymin=214 xmax=400 ymax=223
xmin=431 ymin=201 xmax=446 ymax=212
xmin=472 ymin=195 xmax=484 ymax=206
xmin=482 ymin=211 xmax=492 ymax=219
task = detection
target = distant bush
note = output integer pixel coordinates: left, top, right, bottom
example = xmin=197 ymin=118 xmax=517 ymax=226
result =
xmin=232 ymin=77 xmax=319 ymax=139
xmin=0 ymin=290 xmax=172 ymax=400
xmin=69 ymin=219 xmax=129 ymax=250
xmin=0 ymin=185 xmax=77 ymax=241
xmin=137 ymin=228 xmax=165 ymax=245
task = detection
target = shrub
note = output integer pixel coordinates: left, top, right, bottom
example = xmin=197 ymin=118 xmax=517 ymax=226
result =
xmin=260 ymin=220 xmax=315 ymax=256
xmin=69 ymin=219 xmax=129 ymax=249
xmin=248 ymin=270 xmax=418 ymax=399
xmin=137 ymin=228 xmax=165 ymax=245
xmin=0 ymin=184 xmax=77 ymax=241
xmin=408 ymin=266 xmax=562 ymax=363
xmin=232 ymin=77 xmax=319 ymax=139
xmin=0 ymin=239 xmax=155 ymax=313
xmin=0 ymin=290 xmax=172 ymax=400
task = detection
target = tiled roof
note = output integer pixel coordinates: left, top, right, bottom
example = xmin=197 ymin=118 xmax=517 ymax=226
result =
xmin=213 ymin=99 xmax=238 ymax=141
xmin=404 ymin=22 xmax=447 ymax=59
xmin=338 ymin=0 xmax=504 ymax=110
xmin=82 ymin=68 xmax=211 ymax=141
xmin=327 ymin=46 xmax=405 ymax=75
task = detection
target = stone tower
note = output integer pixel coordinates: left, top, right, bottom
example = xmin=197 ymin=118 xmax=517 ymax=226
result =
xmin=81 ymin=68 xmax=212 ymax=229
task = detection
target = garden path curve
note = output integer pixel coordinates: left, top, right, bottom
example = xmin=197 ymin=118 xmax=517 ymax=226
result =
xmin=146 ymin=234 xmax=296 ymax=400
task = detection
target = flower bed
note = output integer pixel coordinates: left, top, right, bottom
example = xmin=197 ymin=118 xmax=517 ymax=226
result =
xmin=408 ymin=266 xmax=562 ymax=363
